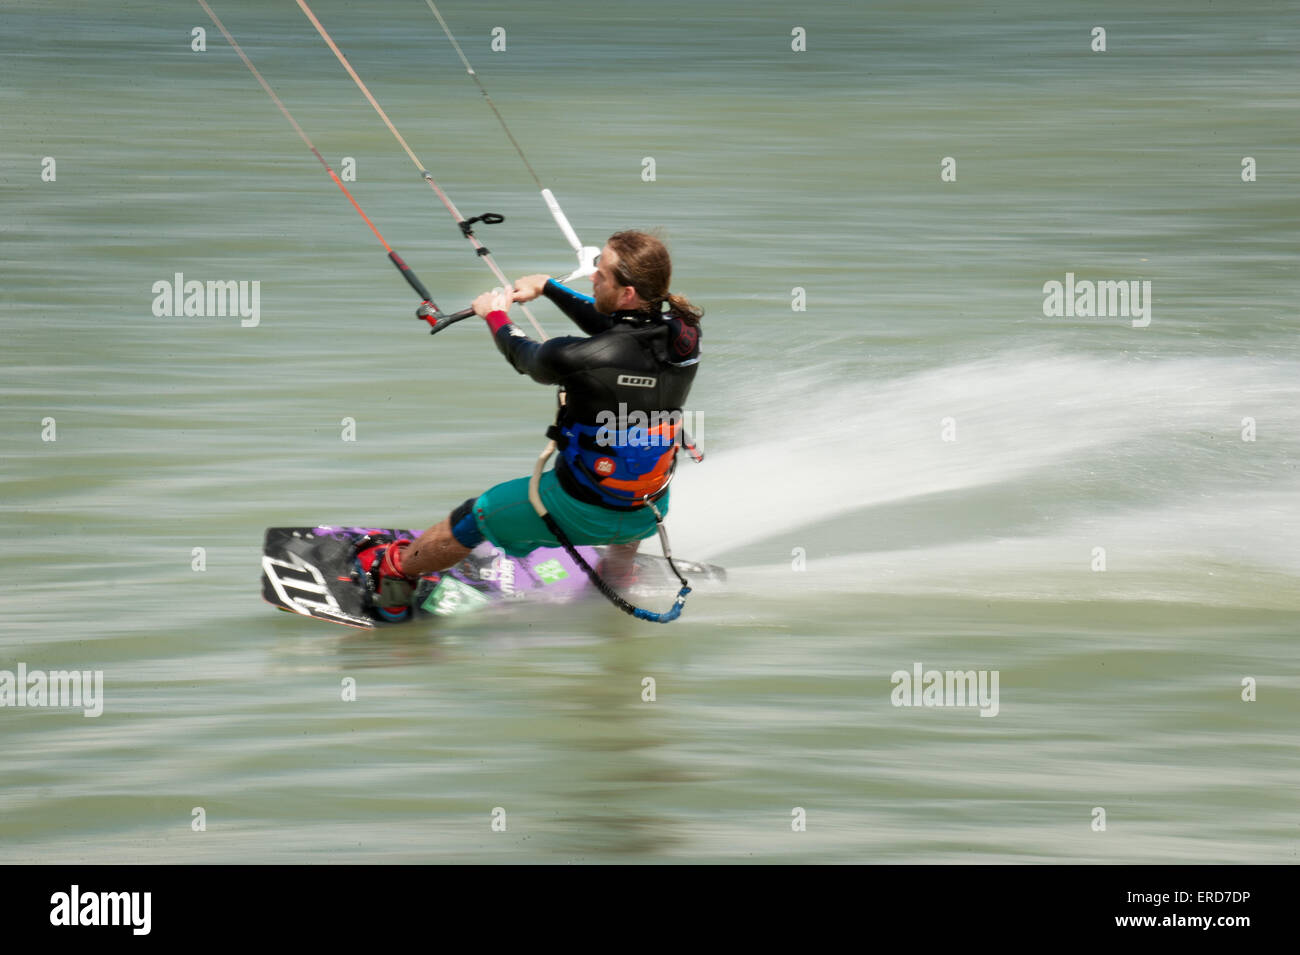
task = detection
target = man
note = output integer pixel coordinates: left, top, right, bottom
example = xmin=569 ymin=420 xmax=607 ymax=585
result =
xmin=355 ymin=230 xmax=703 ymax=621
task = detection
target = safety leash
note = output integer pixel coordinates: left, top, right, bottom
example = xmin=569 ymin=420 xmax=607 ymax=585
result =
xmin=528 ymin=442 xmax=690 ymax=623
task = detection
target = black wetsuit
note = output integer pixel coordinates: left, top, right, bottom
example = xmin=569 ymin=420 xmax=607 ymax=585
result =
xmin=491 ymin=279 xmax=701 ymax=509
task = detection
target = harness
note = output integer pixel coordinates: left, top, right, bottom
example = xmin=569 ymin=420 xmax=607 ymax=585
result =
xmin=545 ymin=312 xmax=694 ymax=509
xmin=547 ymin=414 xmax=680 ymax=510
xmin=529 ymin=319 xmax=696 ymax=622
xmin=528 ymin=436 xmax=691 ymax=624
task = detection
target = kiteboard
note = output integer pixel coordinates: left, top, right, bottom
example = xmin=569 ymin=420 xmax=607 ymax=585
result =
xmin=260 ymin=526 xmax=725 ymax=630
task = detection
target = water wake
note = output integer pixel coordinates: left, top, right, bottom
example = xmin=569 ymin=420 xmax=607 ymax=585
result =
xmin=669 ymin=348 xmax=1300 ymax=605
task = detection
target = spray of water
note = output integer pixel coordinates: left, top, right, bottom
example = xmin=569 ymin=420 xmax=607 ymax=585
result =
xmin=668 ymin=348 xmax=1300 ymax=605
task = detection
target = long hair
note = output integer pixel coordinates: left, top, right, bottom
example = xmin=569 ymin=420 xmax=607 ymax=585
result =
xmin=606 ymin=230 xmax=703 ymax=327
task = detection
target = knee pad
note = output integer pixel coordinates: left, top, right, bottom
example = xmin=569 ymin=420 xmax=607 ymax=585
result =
xmin=449 ymin=496 xmax=484 ymax=548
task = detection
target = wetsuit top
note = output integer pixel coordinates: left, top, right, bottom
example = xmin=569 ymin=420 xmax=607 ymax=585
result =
xmin=487 ymin=279 xmax=701 ymax=510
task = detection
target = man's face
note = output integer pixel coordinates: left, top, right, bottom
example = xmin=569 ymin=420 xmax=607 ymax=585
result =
xmin=591 ymin=244 xmax=630 ymax=314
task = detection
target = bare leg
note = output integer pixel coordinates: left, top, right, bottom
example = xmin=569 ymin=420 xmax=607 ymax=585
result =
xmin=402 ymin=518 xmax=471 ymax=576
xmin=598 ymin=540 xmax=640 ymax=587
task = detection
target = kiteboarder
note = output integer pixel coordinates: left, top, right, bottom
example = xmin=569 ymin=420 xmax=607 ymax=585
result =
xmin=355 ymin=230 xmax=702 ymax=620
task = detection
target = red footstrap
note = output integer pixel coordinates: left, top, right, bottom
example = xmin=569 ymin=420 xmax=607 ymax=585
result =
xmin=380 ymin=539 xmax=412 ymax=580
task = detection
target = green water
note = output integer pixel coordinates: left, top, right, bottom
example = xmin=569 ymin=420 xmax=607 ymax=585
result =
xmin=1 ymin=0 xmax=1297 ymax=862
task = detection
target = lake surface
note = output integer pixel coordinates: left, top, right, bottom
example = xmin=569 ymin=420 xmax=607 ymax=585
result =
xmin=2 ymin=0 xmax=1296 ymax=862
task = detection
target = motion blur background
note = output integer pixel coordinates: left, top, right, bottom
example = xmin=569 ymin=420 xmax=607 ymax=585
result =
xmin=3 ymin=0 xmax=1297 ymax=861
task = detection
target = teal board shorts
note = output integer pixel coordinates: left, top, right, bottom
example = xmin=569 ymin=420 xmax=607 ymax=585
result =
xmin=471 ymin=468 xmax=667 ymax=558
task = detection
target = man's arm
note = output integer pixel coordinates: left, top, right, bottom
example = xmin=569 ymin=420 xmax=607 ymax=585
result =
xmin=543 ymin=279 xmax=614 ymax=335
xmin=488 ymin=318 xmax=584 ymax=385
xmin=511 ymin=273 xmax=613 ymax=336
xmin=473 ymin=288 xmax=593 ymax=385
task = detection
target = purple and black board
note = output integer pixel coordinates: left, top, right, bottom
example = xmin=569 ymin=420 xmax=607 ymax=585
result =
xmin=260 ymin=526 xmax=725 ymax=629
